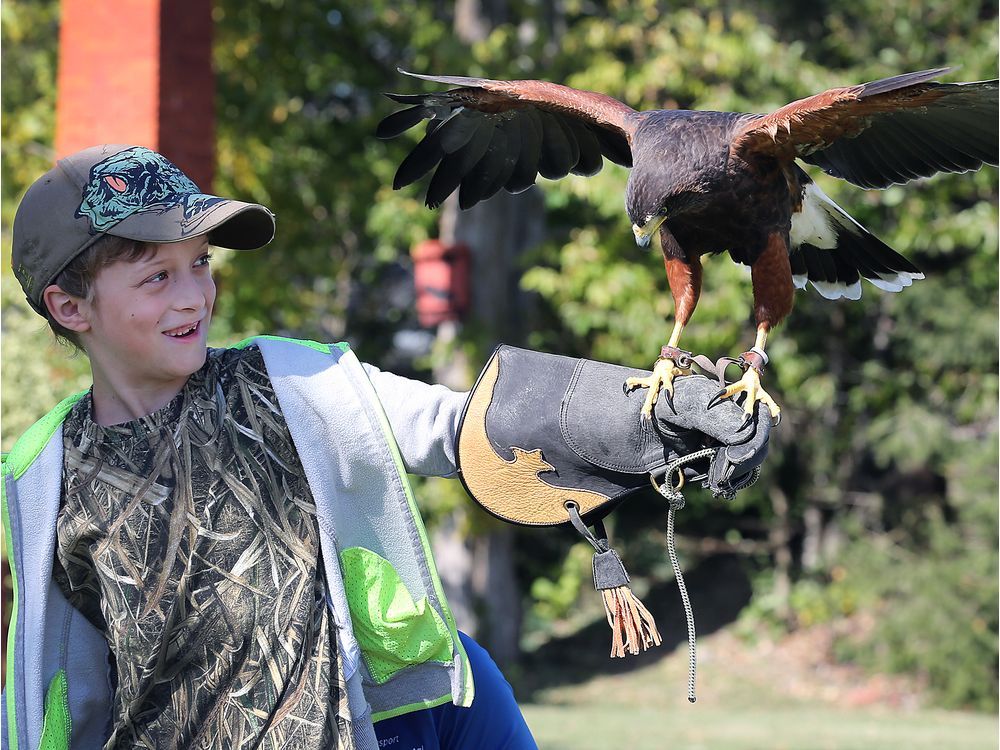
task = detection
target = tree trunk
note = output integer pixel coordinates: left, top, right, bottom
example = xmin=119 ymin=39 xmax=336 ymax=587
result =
xmin=430 ymin=188 xmax=545 ymax=669
xmin=432 ymin=511 xmax=478 ymax=636
xmin=801 ymin=503 xmax=822 ymax=572
xmin=769 ymin=485 xmax=793 ymax=625
xmin=426 ymin=0 xmax=553 ymax=670
xmin=473 ymin=526 xmax=521 ymax=668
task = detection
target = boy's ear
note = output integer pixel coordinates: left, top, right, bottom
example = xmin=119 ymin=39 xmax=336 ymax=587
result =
xmin=42 ymin=284 xmax=92 ymax=333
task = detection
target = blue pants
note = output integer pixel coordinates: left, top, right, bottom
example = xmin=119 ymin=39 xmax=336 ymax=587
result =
xmin=373 ymin=632 xmax=538 ymax=750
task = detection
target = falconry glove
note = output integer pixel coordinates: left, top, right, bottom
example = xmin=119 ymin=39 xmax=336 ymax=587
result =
xmin=456 ymin=345 xmax=773 ymax=699
xmin=456 ymin=345 xmax=771 ymax=526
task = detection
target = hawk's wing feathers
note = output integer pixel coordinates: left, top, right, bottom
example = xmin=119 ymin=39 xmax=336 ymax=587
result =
xmin=733 ymin=68 xmax=998 ymax=189
xmin=378 ymin=70 xmax=639 ymax=209
xmin=789 ymin=170 xmax=924 ymax=300
xmin=397 ymin=70 xmax=639 ymax=138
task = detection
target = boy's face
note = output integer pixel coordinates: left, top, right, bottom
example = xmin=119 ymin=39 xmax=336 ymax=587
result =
xmin=81 ymin=236 xmax=216 ymax=398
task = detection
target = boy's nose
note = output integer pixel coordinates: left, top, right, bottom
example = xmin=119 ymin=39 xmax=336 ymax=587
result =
xmin=174 ymin=273 xmax=213 ymax=311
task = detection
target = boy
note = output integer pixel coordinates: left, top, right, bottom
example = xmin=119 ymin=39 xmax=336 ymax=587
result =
xmin=4 ymin=145 xmax=770 ymax=749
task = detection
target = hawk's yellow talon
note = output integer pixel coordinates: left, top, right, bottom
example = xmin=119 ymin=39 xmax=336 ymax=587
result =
xmin=717 ymin=366 xmax=781 ymax=419
xmin=625 ymin=358 xmax=691 ymax=418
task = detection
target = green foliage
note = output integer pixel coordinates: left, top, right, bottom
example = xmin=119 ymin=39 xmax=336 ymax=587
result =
xmin=1 ymin=0 xmax=59 ymax=228
xmin=0 ymin=286 xmax=92 ymax=451
xmin=528 ymin=542 xmax=594 ymax=623
xmin=739 ymin=435 xmax=999 ymax=709
xmin=738 ymin=567 xmax=867 ymax=643
xmin=835 ymin=437 xmax=1000 ymax=711
xmin=836 ymin=527 xmax=999 ymax=711
xmin=1 ymin=0 xmax=87 ymax=450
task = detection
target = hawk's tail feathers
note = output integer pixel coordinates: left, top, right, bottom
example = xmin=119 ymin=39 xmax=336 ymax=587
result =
xmin=788 ymin=181 xmax=924 ymax=300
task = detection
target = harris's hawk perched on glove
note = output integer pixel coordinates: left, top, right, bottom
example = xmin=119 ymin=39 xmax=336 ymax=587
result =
xmin=377 ymin=68 xmax=999 ymax=419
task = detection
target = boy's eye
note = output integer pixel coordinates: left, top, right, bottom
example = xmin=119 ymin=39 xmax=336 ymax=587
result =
xmin=195 ymin=253 xmax=213 ymax=267
xmin=146 ymin=271 xmax=168 ymax=284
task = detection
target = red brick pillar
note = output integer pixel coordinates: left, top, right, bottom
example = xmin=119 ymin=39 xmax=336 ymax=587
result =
xmin=55 ymin=0 xmax=215 ymax=190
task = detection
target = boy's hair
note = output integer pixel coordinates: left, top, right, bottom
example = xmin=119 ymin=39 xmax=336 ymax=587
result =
xmin=45 ymin=234 xmax=151 ymax=350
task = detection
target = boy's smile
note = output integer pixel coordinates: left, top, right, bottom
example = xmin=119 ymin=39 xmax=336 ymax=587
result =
xmin=78 ymin=236 xmax=216 ymax=424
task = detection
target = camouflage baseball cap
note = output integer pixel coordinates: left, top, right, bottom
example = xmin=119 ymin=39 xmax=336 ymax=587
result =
xmin=12 ymin=144 xmax=276 ymax=314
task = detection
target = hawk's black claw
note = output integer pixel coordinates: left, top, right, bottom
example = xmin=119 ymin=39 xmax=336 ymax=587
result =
xmin=707 ymin=389 xmax=727 ymax=410
xmin=663 ymin=388 xmax=676 ymax=415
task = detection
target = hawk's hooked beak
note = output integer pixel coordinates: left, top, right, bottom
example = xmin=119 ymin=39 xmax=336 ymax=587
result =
xmin=632 ymin=215 xmax=667 ymax=247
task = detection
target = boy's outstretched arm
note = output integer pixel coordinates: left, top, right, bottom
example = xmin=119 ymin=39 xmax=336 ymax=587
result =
xmin=364 ymin=346 xmax=772 ymax=514
xmin=362 ymin=364 xmax=468 ymax=477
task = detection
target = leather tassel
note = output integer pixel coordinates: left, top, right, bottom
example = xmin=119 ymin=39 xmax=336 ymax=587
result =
xmin=593 ymin=548 xmax=662 ymax=657
xmin=601 ymin=585 xmax=662 ymax=657
xmin=564 ymin=502 xmax=663 ymax=658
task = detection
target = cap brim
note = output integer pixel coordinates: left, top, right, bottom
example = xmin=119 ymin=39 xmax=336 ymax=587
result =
xmin=106 ymin=194 xmax=275 ymax=250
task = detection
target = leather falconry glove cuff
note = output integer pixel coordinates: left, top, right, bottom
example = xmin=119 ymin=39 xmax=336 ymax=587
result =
xmin=456 ymin=345 xmax=774 ymax=693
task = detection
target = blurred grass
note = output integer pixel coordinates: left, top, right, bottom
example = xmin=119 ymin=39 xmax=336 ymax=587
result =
xmin=517 ymin=622 xmax=999 ymax=750
xmin=521 ymin=704 xmax=997 ymax=750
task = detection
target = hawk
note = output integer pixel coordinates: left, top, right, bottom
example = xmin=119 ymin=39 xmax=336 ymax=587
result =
xmin=377 ymin=68 xmax=998 ymax=419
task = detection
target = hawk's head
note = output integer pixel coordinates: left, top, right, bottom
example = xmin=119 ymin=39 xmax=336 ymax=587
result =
xmin=625 ymin=112 xmax=724 ymax=246
xmin=626 ymin=174 xmax=711 ymax=247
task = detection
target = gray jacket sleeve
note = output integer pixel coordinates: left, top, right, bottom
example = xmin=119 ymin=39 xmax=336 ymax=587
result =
xmin=362 ymin=364 xmax=467 ymax=477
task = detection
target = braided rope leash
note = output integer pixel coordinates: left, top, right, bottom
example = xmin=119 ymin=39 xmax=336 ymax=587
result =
xmin=651 ymin=448 xmax=761 ymax=703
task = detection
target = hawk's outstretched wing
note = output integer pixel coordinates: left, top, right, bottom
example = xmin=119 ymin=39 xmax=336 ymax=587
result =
xmin=377 ymin=70 xmax=639 ymax=209
xmin=732 ymin=68 xmax=999 ymax=189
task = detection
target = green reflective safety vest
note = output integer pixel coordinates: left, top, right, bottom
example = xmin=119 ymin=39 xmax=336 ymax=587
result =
xmin=2 ymin=337 xmax=473 ymax=750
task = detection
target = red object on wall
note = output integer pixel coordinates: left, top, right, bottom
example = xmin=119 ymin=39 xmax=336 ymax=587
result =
xmin=411 ymin=240 xmax=471 ymax=327
xmin=55 ymin=0 xmax=215 ymax=190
